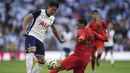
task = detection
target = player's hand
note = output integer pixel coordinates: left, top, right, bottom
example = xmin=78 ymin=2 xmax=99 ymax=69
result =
xmin=59 ymin=39 xmax=66 ymax=43
xmin=23 ymin=30 xmax=28 ymax=36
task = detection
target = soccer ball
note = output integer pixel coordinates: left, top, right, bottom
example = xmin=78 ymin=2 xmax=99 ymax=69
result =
xmin=46 ymin=59 xmax=58 ymax=70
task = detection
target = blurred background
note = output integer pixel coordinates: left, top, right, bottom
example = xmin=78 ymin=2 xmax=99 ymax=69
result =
xmin=0 ymin=0 xmax=130 ymax=60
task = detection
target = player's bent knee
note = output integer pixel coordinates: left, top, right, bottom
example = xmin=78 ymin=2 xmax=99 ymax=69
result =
xmin=97 ymin=48 xmax=103 ymax=54
xmin=36 ymin=56 xmax=45 ymax=64
xmin=37 ymin=58 xmax=44 ymax=64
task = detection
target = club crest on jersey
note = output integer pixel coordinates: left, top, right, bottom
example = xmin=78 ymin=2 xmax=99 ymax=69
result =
xmin=39 ymin=21 xmax=49 ymax=28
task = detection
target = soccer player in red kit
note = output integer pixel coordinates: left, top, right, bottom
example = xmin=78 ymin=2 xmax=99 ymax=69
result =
xmin=88 ymin=10 xmax=108 ymax=73
xmin=50 ymin=18 xmax=108 ymax=73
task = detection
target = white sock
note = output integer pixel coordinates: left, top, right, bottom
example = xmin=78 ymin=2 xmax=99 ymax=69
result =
xmin=92 ymin=70 xmax=95 ymax=73
xmin=26 ymin=53 xmax=34 ymax=73
xmin=32 ymin=63 xmax=43 ymax=73
xmin=111 ymin=55 xmax=114 ymax=65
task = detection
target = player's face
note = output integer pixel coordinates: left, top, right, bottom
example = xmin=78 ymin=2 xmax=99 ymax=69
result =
xmin=77 ymin=22 xmax=83 ymax=29
xmin=92 ymin=12 xmax=98 ymax=20
xmin=109 ymin=24 xmax=113 ymax=29
xmin=48 ymin=6 xmax=58 ymax=15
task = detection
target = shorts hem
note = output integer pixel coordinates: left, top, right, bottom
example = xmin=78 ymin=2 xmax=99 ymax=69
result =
xmin=28 ymin=46 xmax=36 ymax=49
xmin=35 ymin=54 xmax=45 ymax=56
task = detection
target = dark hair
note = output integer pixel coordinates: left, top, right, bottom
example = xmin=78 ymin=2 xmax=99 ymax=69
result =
xmin=49 ymin=1 xmax=59 ymax=8
xmin=77 ymin=18 xmax=87 ymax=26
xmin=91 ymin=10 xmax=99 ymax=13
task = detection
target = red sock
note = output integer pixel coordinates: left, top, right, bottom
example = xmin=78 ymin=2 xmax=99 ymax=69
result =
xmin=50 ymin=70 xmax=58 ymax=73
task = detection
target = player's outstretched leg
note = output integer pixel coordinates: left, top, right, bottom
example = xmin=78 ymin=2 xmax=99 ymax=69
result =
xmin=32 ymin=56 xmax=44 ymax=73
xmin=50 ymin=64 xmax=65 ymax=73
xmin=50 ymin=54 xmax=78 ymax=73
xmin=96 ymin=54 xmax=101 ymax=66
xmin=50 ymin=70 xmax=58 ymax=73
xmin=26 ymin=48 xmax=36 ymax=73
xmin=96 ymin=48 xmax=103 ymax=66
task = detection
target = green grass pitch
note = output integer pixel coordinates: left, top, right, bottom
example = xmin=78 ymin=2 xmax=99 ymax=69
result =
xmin=0 ymin=60 xmax=130 ymax=73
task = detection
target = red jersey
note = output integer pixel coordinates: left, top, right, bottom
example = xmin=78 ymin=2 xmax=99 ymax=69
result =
xmin=74 ymin=28 xmax=107 ymax=57
xmin=88 ymin=20 xmax=108 ymax=37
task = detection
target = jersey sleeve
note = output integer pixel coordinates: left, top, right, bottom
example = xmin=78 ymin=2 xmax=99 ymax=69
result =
xmin=102 ymin=20 xmax=108 ymax=29
xmin=32 ymin=10 xmax=41 ymax=19
xmin=87 ymin=22 xmax=92 ymax=28
xmin=92 ymin=31 xmax=108 ymax=41
xmin=51 ymin=19 xmax=55 ymax=26
xmin=78 ymin=30 xmax=85 ymax=41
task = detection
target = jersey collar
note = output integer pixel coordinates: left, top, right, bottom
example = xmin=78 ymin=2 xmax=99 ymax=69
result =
xmin=45 ymin=10 xmax=50 ymax=17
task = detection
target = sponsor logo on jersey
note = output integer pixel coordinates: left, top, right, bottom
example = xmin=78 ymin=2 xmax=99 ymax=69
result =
xmin=39 ymin=21 xmax=49 ymax=28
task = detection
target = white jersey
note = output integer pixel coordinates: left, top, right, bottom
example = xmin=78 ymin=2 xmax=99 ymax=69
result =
xmin=105 ymin=29 xmax=115 ymax=47
xmin=28 ymin=9 xmax=55 ymax=42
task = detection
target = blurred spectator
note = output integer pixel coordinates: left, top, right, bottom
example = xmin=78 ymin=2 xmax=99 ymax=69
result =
xmin=0 ymin=32 xmax=5 ymax=51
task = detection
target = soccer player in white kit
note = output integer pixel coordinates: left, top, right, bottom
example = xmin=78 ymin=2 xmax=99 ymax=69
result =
xmin=104 ymin=24 xmax=115 ymax=65
xmin=61 ymin=25 xmax=73 ymax=58
xmin=23 ymin=2 xmax=65 ymax=73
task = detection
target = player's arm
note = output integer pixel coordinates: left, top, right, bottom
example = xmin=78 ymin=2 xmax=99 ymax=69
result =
xmin=93 ymin=31 xmax=108 ymax=41
xmin=102 ymin=20 xmax=110 ymax=35
xmin=51 ymin=25 xmax=65 ymax=43
xmin=23 ymin=14 xmax=33 ymax=36
xmin=102 ymin=20 xmax=108 ymax=29
xmin=23 ymin=10 xmax=41 ymax=36
xmin=78 ymin=30 xmax=85 ymax=42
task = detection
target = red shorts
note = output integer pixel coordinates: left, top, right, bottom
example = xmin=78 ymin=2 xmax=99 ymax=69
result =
xmin=92 ymin=40 xmax=104 ymax=54
xmin=60 ymin=54 xmax=90 ymax=73
xmin=95 ymin=40 xmax=104 ymax=49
